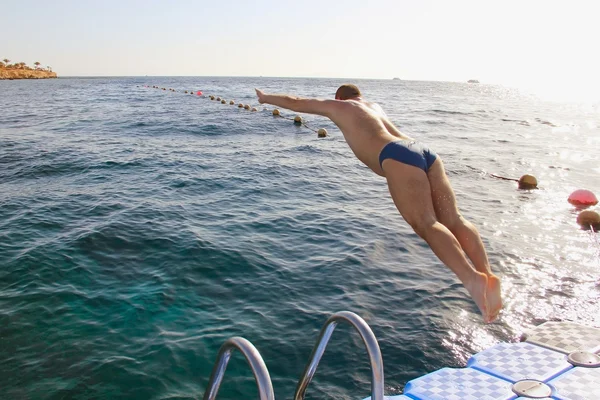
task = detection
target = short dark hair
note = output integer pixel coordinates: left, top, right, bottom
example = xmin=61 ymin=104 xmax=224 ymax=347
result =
xmin=335 ymin=84 xmax=361 ymax=100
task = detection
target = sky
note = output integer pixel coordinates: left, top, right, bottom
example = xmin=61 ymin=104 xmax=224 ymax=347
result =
xmin=1 ymin=0 xmax=599 ymax=95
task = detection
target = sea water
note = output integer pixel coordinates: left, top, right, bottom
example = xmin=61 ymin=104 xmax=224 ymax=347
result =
xmin=1 ymin=77 xmax=599 ymax=399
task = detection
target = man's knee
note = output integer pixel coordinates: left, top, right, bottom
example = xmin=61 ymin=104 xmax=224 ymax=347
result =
xmin=439 ymin=213 xmax=465 ymax=233
xmin=406 ymin=216 xmax=437 ymax=239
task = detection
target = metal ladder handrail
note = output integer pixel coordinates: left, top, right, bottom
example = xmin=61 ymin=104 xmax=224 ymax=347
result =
xmin=202 ymin=336 xmax=275 ymax=400
xmin=293 ymin=311 xmax=384 ymax=400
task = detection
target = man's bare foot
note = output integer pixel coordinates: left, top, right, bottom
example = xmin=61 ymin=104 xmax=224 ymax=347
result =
xmin=464 ymin=271 xmax=490 ymax=322
xmin=485 ymin=274 xmax=502 ymax=323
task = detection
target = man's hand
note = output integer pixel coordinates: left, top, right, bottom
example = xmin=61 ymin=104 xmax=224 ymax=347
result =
xmin=255 ymin=88 xmax=267 ymax=104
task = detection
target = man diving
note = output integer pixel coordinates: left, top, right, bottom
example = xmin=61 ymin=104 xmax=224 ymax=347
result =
xmin=255 ymin=84 xmax=502 ymax=323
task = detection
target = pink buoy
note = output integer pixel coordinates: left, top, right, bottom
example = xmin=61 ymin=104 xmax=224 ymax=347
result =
xmin=568 ymin=189 xmax=598 ymax=206
xmin=196 ymin=91 xmax=203 ymax=96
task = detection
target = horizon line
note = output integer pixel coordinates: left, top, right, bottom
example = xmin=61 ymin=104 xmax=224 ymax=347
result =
xmin=54 ymin=75 xmax=490 ymax=84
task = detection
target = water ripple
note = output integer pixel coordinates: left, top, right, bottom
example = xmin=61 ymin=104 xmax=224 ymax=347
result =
xmin=0 ymin=77 xmax=598 ymax=399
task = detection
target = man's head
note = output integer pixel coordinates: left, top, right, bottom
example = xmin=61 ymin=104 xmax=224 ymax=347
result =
xmin=335 ymin=84 xmax=361 ymax=100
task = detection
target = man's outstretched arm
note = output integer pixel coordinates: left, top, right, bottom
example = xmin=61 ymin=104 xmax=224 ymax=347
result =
xmin=255 ymin=89 xmax=338 ymax=117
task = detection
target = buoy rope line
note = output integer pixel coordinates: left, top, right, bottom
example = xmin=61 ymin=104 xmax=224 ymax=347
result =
xmin=466 ymin=165 xmax=524 ymax=185
xmin=277 ymin=114 xmax=319 ymax=134
xmin=586 ymin=226 xmax=600 ymax=262
xmin=140 ymin=85 xmax=599 ymax=232
xmin=591 ymin=225 xmax=600 ymax=245
xmin=140 ymin=85 xmax=326 ymax=137
xmin=141 ymin=85 xmax=535 ymax=182
xmin=487 ymin=173 xmax=519 ymax=183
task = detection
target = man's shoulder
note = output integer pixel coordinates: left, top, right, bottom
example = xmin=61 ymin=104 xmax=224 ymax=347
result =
xmin=360 ymin=101 xmax=386 ymax=116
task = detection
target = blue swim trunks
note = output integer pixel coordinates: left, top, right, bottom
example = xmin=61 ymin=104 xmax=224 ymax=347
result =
xmin=379 ymin=140 xmax=437 ymax=172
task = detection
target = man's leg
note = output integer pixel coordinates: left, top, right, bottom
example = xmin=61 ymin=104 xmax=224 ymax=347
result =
xmin=426 ymin=158 xmax=490 ymax=274
xmin=382 ymin=159 xmax=494 ymax=322
xmin=426 ymin=158 xmax=502 ymax=320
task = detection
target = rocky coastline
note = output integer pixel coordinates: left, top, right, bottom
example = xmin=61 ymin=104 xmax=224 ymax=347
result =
xmin=0 ymin=69 xmax=57 ymax=80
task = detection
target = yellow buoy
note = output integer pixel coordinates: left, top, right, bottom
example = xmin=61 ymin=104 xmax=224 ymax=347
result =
xmin=294 ymin=115 xmax=302 ymax=124
xmin=577 ymin=210 xmax=600 ymax=230
xmin=221 ymin=100 xmax=226 ymax=104
xmin=317 ymin=128 xmax=328 ymax=138
xmin=162 ymin=88 xmax=166 ymax=90
xmin=518 ymin=174 xmax=538 ymax=190
xmin=238 ymin=103 xmax=244 ymax=108
xmin=244 ymin=104 xmax=250 ymax=110
xmin=273 ymin=109 xmax=280 ymax=116
xmin=230 ymin=100 xmax=235 ymax=105
xmin=184 ymin=90 xmax=188 ymax=94
xmin=210 ymin=95 xmax=215 ymax=100
xmin=251 ymin=107 xmax=258 ymax=112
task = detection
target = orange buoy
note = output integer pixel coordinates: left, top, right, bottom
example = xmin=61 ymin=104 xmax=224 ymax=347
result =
xmin=230 ymin=100 xmax=235 ymax=105
xmin=238 ymin=103 xmax=244 ymax=108
xmin=577 ymin=210 xmax=600 ymax=230
xmin=196 ymin=91 xmax=203 ymax=96
xmin=568 ymin=189 xmax=598 ymax=206
xmin=518 ymin=174 xmax=538 ymax=190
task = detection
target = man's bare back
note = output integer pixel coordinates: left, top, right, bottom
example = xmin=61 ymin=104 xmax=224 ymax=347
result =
xmin=255 ymin=85 xmax=502 ymax=323
xmin=325 ymin=99 xmax=413 ymax=177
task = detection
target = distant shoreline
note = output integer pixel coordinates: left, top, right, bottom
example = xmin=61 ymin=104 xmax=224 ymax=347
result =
xmin=0 ymin=69 xmax=57 ymax=80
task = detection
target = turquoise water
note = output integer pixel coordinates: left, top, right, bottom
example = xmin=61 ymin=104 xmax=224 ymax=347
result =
xmin=1 ymin=77 xmax=599 ymax=399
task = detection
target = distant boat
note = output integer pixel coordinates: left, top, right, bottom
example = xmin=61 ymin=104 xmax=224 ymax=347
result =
xmin=392 ymin=77 xmax=401 ymax=80
xmin=467 ymin=79 xmax=480 ymax=84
